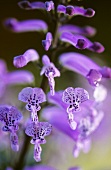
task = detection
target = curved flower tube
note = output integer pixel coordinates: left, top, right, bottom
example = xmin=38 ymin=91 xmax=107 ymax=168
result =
xmin=59 ymin=52 xmax=111 ymax=86
xmin=60 ymin=32 xmax=104 ymax=53
xmin=18 ymin=1 xmax=45 ymax=10
xmin=58 ymin=25 xmax=96 ymax=37
xmin=4 ymin=18 xmax=48 ymax=32
xmin=13 ymin=49 xmax=39 ymax=68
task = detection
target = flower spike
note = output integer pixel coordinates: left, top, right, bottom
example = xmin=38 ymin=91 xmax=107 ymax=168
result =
xmin=40 ymin=55 xmax=60 ymax=96
xmin=62 ymin=87 xmax=89 ymax=130
xmin=13 ymin=49 xmax=39 ymax=68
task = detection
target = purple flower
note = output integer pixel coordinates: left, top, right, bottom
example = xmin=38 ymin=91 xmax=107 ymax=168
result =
xmin=58 ymin=25 xmax=96 ymax=37
xmin=13 ymin=49 xmax=39 ymax=68
xmin=45 ymin=1 xmax=54 ymax=11
xmin=0 ymin=105 xmax=22 ymax=151
xmin=25 ymin=121 xmax=52 ymax=162
xmin=40 ymin=55 xmax=60 ymax=96
xmin=18 ymin=1 xmax=45 ymax=10
xmin=57 ymin=5 xmax=95 ymax=17
xmin=18 ymin=87 xmax=46 ymax=121
xmin=0 ymin=59 xmax=34 ymax=98
xmin=59 ymin=52 xmax=111 ymax=87
xmin=42 ymin=91 xmax=103 ymax=157
xmin=42 ymin=32 xmax=53 ymax=51
xmin=62 ymin=87 xmax=89 ymax=130
xmin=60 ymin=32 xmax=104 ymax=53
xmin=4 ymin=18 xmax=48 ymax=33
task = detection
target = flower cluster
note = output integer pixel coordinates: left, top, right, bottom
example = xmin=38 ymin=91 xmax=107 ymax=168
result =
xmin=0 ymin=0 xmax=109 ymax=170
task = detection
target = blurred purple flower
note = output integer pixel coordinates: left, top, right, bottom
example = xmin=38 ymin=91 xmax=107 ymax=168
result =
xmin=57 ymin=5 xmax=95 ymax=17
xmin=4 ymin=18 xmax=48 ymax=33
xmin=59 ymin=52 xmax=111 ymax=87
xmin=18 ymin=87 xmax=46 ymax=121
xmin=40 ymin=55 xmax=60 ymax=96
xmin=18 ymin=1 xmax=45 ymax=10
xmin=58 ymin=25 xmax=96 ymax=37
xmin=0 ymin=105 xmax=22 ymax=151
xmin=60 ymin=32 xmax=104 ymax=53
xmin=42 ymin=32 xmax=53 ymax=51
xmin=25 ymin=121 xmax=52 ymax=162
xmin=0 ymin=59 xmax=34 ymax=98
xmin=42 ymin=91 xmax=104 ymax=157
xmin=13 ymin=49 xmax=39 ymax=68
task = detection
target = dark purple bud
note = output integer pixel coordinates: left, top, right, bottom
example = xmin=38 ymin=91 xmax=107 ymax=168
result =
xmin=89 ymin=42 xmax=105 ymax=53
xmin=85 ymin=8 xmax=95 ymax=17
xmin=18 ymin=1 xmax=31 ymax=9
xmin=76 ymin=39 xmax=88 ymax=49
xmin=66 ymin=6 xmax=75 ymax=16
xmin=45 ymin=1 xmax=54 ymax=11
xmin=86 ymin=69 xmax=102 ymax=86
xmin=100 ymin=66 xmax=111 ymax=78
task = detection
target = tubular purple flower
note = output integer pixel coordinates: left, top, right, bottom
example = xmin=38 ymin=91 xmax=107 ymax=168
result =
xmin=57 ymin=5 xmax=95 ymax=17
xmin=18 ymin=1 xmax=45 ymax=10
xmin=60 ymin=32 xmax=104 ymax=53
xmin=5 ymin=70 xmax=34 ymax=85
xmin=25 ymin=122 xmax=52 ymax=162
xmin=4 ymin=18 xmax=48 ymax=33
xmin=18 ymin=87 xmax=46 ymax=121
xmin=0 ymin=105 xmax=22 ymax=151
xmin=45 ymin=1 xmax=54 ymax=11
xmin=42 ymin=91 xmax=104 ymax=157
xmin=58 ymin=25 xmax=96 ymax=37
xmin=13 ymin=49 xmax=39 ymax=68
xmin=59 ymin=52 xmax=111 ymax=86
xmin=40 ymin=55 xmax=60 ymax=96
xmin=42 ymin=32 xmax=53 ymax=51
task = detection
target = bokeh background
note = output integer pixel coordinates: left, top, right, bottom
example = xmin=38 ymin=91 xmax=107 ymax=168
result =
xmin=0 ymin=0 xmax=111 ymax=170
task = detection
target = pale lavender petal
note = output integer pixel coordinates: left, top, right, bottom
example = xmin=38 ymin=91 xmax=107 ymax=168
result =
xmin=5 ymin=70 xmax=34 ymax=85
xmin=18 ymin=87 xmax=33 ymax=103
xmin=59 ymin=52 xmax=100 ymax=76
xmin=18 ymin=1 xmax=45 ymax=10
xmin=33 ymin=143 xmax=42 ymax=162
xmin=46 ymin=32 xmax=53 ymax=41
xmin=42 ymin=55 xmax=51 ymax=66
xmin=9 ymin=106 xmax=23 ymax=122
xmin=13 ymin=49 xmax=39 ymax=68
xmin=0 ymin=105 xmax=9 ymax=122
xmin=93 ymin=85 xmax=107 ymax=102
xmin=5 ymin=18 xmax=48 ymax=32
xmin=60 ymin=32 xmax=88 ymax=49
xmin=33 ymin=88 xmax=46 ymax=103
xmin=45 ymin=1 xmax=54 ymax=11
xmin=57 ymin=4 xmax=66 ymax=13
xmin=10 ymin=132 xmax=19 ymax=151
xmin=24 ymin=165 xmax=56 ymax=170
xmin=58 ymin=25 xmax=96 ymax=37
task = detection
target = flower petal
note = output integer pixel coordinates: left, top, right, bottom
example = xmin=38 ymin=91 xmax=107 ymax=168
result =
xmin=18 ymin=1 xmax=45 ymax=10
